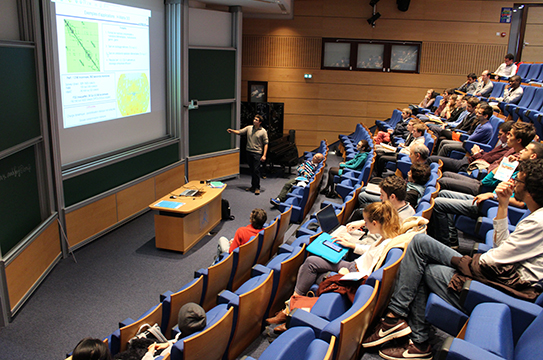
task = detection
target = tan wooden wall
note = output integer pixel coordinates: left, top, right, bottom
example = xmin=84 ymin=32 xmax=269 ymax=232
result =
xmin=65 ymin=163 xmax=185 ymax=249
xmin=242 ymin=0 xmax=515 ymax=154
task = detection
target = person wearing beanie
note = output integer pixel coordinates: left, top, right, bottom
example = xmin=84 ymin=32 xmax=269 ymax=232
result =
xmin=141 ymin=303 xmax=206 ymax=360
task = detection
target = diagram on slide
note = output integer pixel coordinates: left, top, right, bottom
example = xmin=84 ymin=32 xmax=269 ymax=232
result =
xmin=117 ymin=73 xmax=150 ymax=116
xmin=64 ymin=19 xmax=100 ymax=73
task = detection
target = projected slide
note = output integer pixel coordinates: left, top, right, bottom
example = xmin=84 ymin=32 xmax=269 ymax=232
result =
xmin=53 ymin=0 xmax=151 ymax=128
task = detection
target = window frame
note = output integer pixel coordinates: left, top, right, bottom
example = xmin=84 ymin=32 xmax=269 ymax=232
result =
xmin=321 ymin=38 xmax=421 ymax=74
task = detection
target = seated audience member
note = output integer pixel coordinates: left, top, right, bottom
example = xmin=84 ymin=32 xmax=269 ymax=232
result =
xmin=426 ymin=96 xmax=469 ymax=143
xmin=142 ymin=303 xmax=207 ymax=360
xmin=417 ymin=89 xmax=438 ymax=110
xmin=408 ymin=143 xmax=431 ymax=167
xmin=266 ymin=201 xmax=402 ymax=333
xmin=474 ymin=70 xmax=494 ymax=98
xmin=429 ymin=96 xmax=478 ymax=150
xmin=457 ymin=73 xmax=478 ymax=94
xmin=72 ymin=338 xmax=111 ymax=360
xmin=436 ymin=104 xmax=494 ymax=157
xmin=432 ymin=89 xmax=455 ymax=117
xmin=431 ymin=142 xmax=543 ymax=248
xmin=362 ymin=158 xmax=543 ymax=359
xmin=321 ymin=140 xmax=371 ymax=198
xmin=438 ymin=121 xmax=536 ymax=195
xmin=441 ymin=94 xmax=458 ymax=121
xmin=429 ymin=120 xmax=513 ymax=173
xmin=494 ymin=53 xmax=517 ymax=79
xmin=375 ymin=123 xmax=427 ymax=177
xmin=405 ymin=162 xmax=432 ymax=207
xmin=270 ymin=153 xmax=324 ymax=206
xmin=217 ymin=209 xmax=267 ymax=255
xmin=354 ymin=175 xmax=416 ymax=222
xmin=374 ymin=108 xmax=412 ymax=145
xmin=489 ymin=74 xmax=523 ymax=106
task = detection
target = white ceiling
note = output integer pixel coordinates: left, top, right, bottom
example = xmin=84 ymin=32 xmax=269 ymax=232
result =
xmin=190 ymin=0 xmax=293 ymax=18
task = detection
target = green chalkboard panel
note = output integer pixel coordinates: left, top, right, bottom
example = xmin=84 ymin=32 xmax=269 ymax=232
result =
xmin=189 ymin=104 xmax=232 ymax=157
xmin=63 ymin=143 xmax=180 ymax=206
xmin=0 ymin=146 xmax=42 ymax=255
xmin=0 ymin=45 xmax=41 ymax=153
xmin=189 ymin=49 xmax=236 ymax=101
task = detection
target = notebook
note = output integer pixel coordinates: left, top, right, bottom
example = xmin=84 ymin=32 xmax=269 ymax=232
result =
xmin=306 ymin=205 xmax=349 ymax=263
xmin=365 ymin=183 xmax=381 ymax=195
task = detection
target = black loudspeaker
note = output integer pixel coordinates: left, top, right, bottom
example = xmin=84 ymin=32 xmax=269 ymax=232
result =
xmin=397 ymin=0 xmax=410 ymax=11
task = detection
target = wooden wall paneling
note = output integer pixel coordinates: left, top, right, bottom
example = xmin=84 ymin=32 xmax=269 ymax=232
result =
xmin=285 ymin=115 xmax=361 ymax=133
xmin=5 ymin=222 xmax=61 ymax=311
xmin=65 ymin=195 xmax=117 ymax=248
xmin=116 ymin=178 xmax=155 ymax=222
xmin=188 ymin=153 xmax=239 ymax=181
xmin=268 ymin=82 xmax=319 ymax=99
xmin=155 ymin=164 xmax=185 ymax=199
xmin=421 ymin=42 xmax=506 ymax=75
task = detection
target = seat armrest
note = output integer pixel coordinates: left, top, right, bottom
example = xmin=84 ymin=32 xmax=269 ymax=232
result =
xmin=160 ymin=290 xmax=174 ymax=302
xmin=217 ymin=290 xmax=238 ymax=305
xmin=289 ymin=308 xmax=330 ymax=339
xmin=252 ymin=264 xmax=271 ymax=277
xmin=119 ymin=317 xmax=136 ymax=328
xmin=438 ymin=337 xmax=506 ymax=360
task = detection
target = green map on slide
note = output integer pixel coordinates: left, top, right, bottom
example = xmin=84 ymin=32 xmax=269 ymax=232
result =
xmin=64 ymin=19 xmax=100 ymax=73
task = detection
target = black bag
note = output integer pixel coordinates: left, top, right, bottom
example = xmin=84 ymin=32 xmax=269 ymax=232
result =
xmin=222 ymin=199 xmax=235 ymax=220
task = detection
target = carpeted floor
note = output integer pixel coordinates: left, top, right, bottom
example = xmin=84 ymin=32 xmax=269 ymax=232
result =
xmin=0 ymin=147 xmax=476 ymax=360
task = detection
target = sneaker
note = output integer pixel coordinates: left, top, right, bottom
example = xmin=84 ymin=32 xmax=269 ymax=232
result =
xmin=378 ymin=340 xmax=432 ymax=360
xmin=245 ymin=187 xmax=255 ymax=192
xmin=255 ymin=189 xmax=260 ymax=195
xmin=270 ymin=198 xmax=281 ymax=207
xmin=266 ymin=310 xmax=288 ymax=325
xmin=362 ymin=317 xmax=412 ymax=348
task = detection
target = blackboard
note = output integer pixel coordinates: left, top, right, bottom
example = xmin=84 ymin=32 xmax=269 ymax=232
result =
xmin=189 ymin=104 xmax=232 ymax=157
xmin=189 ymin=49 xmax=236 ymax=101
xmin=0 ymin=45 xmax=41 ymax=153
xmin=0 ymin=146 xmax=42 ymax=255
xmin=63 ymin=143 xmax=180 ymax=206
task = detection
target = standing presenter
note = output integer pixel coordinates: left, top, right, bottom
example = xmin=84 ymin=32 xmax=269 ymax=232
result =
xmin=228 ymin=114 xmax=269 ymax=195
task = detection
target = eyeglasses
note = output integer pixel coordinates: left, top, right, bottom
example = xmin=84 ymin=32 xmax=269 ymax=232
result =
xmin=512 ymin=175 xmax=525 ymax=184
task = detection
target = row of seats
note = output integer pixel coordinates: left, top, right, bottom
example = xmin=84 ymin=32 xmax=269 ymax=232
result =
xmin=510 ymin=62 xmax=543 ymax=83
xmin=247 ymin=233 xmax=407 ymax=360
xmin=100 ymin=203 xmax=294 ymax=360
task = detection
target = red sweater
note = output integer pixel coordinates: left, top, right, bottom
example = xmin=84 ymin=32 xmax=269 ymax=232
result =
xmin=229 ymin=224 xmax=262 ymax=253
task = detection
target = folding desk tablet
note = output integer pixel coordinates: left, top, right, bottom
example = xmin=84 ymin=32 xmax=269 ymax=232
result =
xmin=149 ymin=181 xmax=226 ymax=253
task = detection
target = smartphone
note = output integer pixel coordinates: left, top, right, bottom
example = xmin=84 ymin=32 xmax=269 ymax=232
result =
xmin=323 ymin=239 xmax=343 ymax=252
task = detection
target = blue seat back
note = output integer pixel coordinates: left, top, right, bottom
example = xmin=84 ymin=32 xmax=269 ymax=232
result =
xmin=489 ymin=82 xmax=506 ymax=98
xmin=515 ymin=310 xmax=543 ymax=359
xmin=524 ymin=63 xmax=543 ymax=81
xmin=487 ymin=115 xmax=504 ymax=148
xmin=516 ymin=63 xmax=530 ymax=79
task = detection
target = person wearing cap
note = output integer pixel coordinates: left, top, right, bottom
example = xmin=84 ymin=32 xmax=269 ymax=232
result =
xmin=142 ymin=303 xmax=206 ymax=359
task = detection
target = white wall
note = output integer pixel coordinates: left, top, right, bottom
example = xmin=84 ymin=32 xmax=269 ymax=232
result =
xmin=0 ymin=0 xmax=20 ymax=41
xmin=189 ymin=7 xmax=232 ymax=47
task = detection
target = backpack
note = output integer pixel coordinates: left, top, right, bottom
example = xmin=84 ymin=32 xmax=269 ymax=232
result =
xmin=222 ymin=199 xmax=235 ymax=220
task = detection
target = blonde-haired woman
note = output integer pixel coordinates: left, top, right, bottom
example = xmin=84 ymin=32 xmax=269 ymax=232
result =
xmin=267 ymin=201 xmax=401 ymax=330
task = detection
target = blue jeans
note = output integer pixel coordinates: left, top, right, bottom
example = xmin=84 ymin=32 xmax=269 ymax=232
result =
xmin=358 ymin=188 xmax=381 ymax=206
xmin=388 ymin=233 xmax=462 ymax=343
xmin=430 ymin=190 xmax=479 ymax=245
